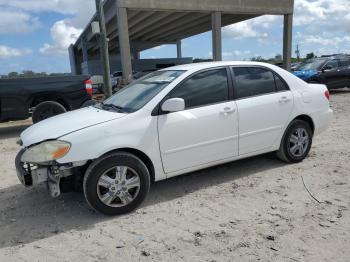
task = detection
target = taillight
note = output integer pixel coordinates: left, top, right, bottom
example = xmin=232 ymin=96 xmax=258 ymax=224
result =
xmin=85 ymin=79 xmax=93 ymax=97
xmin=324 ymin=90 xmax=330 ymax=101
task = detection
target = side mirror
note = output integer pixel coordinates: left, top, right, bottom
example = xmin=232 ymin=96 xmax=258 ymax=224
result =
xmin=161 ymin=98 xmax=185 ymax=113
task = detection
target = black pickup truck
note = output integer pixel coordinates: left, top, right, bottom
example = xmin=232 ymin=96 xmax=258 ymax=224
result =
xmin=0 ymin=75 xmax=93 ymax=123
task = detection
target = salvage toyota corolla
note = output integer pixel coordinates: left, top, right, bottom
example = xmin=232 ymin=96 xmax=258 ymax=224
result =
xmin=15 ymin=62 xmax=333 ymax=215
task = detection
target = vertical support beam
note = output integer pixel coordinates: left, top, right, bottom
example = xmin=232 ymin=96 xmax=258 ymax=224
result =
xmin=68 ymin=44 xmax=78 ymax=75
xmin=283 ymin=14 xmax=293 ymax=71
xmin=117 ymin=7 xmax=133 ymax=83
xmin=81 ymin=38 xmax=89 ymax=63
xmin=133 ymin=52 xmax=140 ymax=60
xmin=176 ymin=40 xmax=182 ymax=58
xmin=95 ymin=0 xmax=112 ymax=97
xmin=212 ymin=12 xmax=222 ymax=61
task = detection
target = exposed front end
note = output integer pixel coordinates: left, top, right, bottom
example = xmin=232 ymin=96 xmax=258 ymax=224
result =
xmin=15 ymin=142 xmax=87 ymax=198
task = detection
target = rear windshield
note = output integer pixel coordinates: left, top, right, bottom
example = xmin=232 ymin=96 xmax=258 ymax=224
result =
xmin=100 ymin=70 xmax=185 ymax=113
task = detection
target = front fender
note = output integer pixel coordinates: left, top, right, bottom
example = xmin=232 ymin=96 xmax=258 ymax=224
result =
xmin=56 ymin=113 xmax=165 ymax=181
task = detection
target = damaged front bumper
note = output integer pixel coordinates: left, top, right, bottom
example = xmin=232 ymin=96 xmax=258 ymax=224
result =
xmin=15 ymin=149 xmax=86 ymax=198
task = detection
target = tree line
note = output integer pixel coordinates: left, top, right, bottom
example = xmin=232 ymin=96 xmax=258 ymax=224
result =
xmin=1 ymin=71 xmax=71 ymax=79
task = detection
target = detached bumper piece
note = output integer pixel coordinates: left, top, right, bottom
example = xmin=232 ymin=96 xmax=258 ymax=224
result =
xmin=15 ymin=149 xmax=60 ymax=197
xmin=15 ymin=149 xmax=87 ymax=198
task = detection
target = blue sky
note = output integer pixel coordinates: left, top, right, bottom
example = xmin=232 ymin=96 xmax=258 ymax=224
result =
xmin=0 ymin=0 xmax=349 ymax=75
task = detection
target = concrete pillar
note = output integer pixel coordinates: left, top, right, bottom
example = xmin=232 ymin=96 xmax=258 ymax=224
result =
xmin=68 ymin=44 xmax=78 ymax=75
xmin=283 ymin=14 xmax=293 ymax=71
xmin=133 ymin=52 xmax=140 ymax=60
xmin=176 ymin=40 xmax=182 ymax=58
xmin=212 ymin=12 xmax=222 ymax=61
xmin=81 ymin=39 xmax=89 ymax=63
xmin=117 ymin=7 xmax=133 ymax=83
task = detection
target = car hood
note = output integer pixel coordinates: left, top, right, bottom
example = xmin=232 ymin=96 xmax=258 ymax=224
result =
xmin=293 ymin=70 xmax=317 ymax=81
xmin=21 ymin=107 xmax=127 ymax=147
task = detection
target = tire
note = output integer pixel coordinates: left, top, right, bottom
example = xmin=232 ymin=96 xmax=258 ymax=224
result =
xmin=32 ymin=101 xmax=67 ymax=123
xmin=277 ymin=120 xmax=313 ymax=163
xmin=83 ymin=152 xmax=150 ymax=215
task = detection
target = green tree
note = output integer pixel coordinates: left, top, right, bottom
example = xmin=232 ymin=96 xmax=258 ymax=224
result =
xmin=8 ymin=72 xmax=19 ymax=78
xmin=306 ymin=52 xmax=315 ymax=60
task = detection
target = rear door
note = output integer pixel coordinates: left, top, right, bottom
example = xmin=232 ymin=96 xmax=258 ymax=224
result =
xmin=157 ymin=68 xmax=238 ymax=174
xmin=231 ymin=67 xmax=294 ymax=155
xmin=339 ymin=58 xmax=350 ymax=88
xmin=322 ymin=59 xmax=343 ymax=89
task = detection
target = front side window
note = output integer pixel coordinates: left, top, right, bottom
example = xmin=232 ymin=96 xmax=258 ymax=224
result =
xmin=324 ymin=60 xmax=339 ymax=70
xmin=233 ymin=67 xmax=276 ymax=99
xmin=100 ymin=70 xmax=185 ymax=113
xmin=169 ymin=68 xmax=229 ymax=109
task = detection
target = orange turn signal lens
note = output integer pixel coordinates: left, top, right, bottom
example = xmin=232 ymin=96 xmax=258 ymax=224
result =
xmin=52 ymin=146 xmax=70 ymax=159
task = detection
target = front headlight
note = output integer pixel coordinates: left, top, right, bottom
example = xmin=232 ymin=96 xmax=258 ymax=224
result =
xmin=21 ymin=141 xmax=71 ymax=164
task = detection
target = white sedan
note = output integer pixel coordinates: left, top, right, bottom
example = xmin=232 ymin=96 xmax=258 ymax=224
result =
xmin=16 ymin=62 xmax=333 ymax=215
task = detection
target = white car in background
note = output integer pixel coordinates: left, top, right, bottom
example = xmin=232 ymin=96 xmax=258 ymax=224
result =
xmin=16 ymin=62 xmax=333 ymax=215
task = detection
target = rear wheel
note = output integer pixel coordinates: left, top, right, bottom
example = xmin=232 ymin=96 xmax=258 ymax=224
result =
xmin=83 ymin=152 xmax=150 ymax=215
xmin=277 ymin=120 xmax=313 ymax=163
xmin=32 ymin=101 xmax=66 ymax=123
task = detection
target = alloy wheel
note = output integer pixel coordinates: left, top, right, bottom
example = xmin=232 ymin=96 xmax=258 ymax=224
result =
xmin=96 ymin=166 xmax=141 ymax=207
xmin=288 ymin=127 xmax=310 ymax=158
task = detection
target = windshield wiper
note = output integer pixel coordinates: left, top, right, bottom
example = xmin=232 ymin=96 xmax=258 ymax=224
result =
xmin=101 ymin=102 xmax=126 ymax=113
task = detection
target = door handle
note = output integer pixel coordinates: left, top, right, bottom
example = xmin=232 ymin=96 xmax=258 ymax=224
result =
xmin=279 ymin=96 xmax=291 ymax=103
xmin=220 ymin=107 xmax=236 ymax=115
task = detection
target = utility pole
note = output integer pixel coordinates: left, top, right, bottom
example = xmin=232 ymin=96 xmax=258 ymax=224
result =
xmin=295 ymin=44 xmax=301 ymax=61
xmin=95 ymin=0 xmax=112 ymax=98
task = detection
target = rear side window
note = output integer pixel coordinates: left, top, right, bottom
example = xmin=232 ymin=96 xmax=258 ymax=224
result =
xmin=169 ymin=68 xmax=229 ymax=109
xmin=274 ymin=74 xmax=289 ymax=92
xmin=340 ymin=59 xmax=350 ymax=67
xmin=233 ymin=67 xmax=276 ymax=99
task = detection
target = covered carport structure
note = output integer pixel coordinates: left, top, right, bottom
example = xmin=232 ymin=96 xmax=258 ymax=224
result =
xmin=69 ymin=0 xmax=294 ymax=82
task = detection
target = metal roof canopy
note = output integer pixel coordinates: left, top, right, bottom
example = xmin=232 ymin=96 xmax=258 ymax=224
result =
xmin=70 ymin=0 xmax=294 ymax=80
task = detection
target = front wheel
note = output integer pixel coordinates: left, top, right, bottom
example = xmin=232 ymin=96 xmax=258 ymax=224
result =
xmin=277 ymin=120 xmax=313 ymax=163
xmin=83 ymin=152 xmax=150 ymax=215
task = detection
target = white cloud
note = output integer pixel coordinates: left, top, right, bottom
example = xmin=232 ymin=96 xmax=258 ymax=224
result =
xmin=221 ymin=0 xmax=350 ymax=57
xmin=293 ymin=0 xmax=350 ymax=56
xmin=0 ymin=0 xmax=94 ymax=16
xmin=303 ymin=35 xmax=350 ymax=47
xmin=222 ymin=15 xmax=278 ymax=41
xmin=0 ymin=0 xmax=95 ymax=56
xmin=0 ymin=0 xmax=96 ymax=28
xmin=37 ymin=1 xmax=95 ymax=56
xmin=40 ymin=20 xmax=82 ymax=55
xmin=0 ymin=45 xmax=32 ymax=58
xmin=294 ymin=0 xmax=350 ymax=31
xmin=0 ymin=8 xmax=40 ymax=34
xmin=208 ymin=50 xmax=251 ymax=60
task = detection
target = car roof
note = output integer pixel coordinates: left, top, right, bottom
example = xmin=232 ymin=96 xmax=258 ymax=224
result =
xmin=313 ymin=55 xmax=350 ymax=61
xmin=160 ymin=61 xmax=277 ymax=72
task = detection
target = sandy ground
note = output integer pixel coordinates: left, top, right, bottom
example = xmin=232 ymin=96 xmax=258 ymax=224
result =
xmin=0 ymin=90 xmax=349 ymax=262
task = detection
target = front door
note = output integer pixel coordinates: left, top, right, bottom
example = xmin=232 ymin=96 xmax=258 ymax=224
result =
xmin=232 ymin=67 xmax=294 ymax=155
xmin=157 ymin=68 xmax=238 ymax=174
